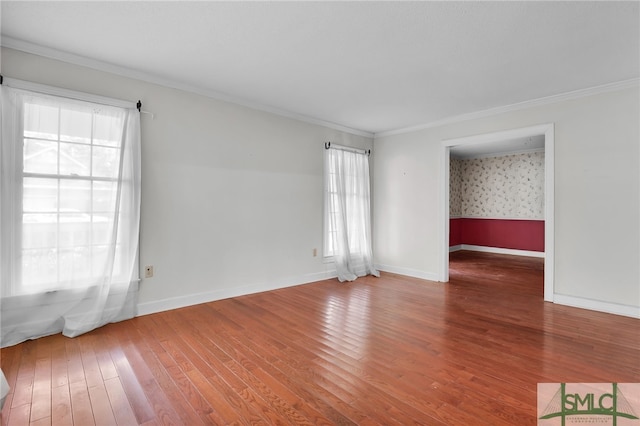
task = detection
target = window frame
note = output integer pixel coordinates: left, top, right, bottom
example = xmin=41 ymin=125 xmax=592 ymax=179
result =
xmin=323 ymin=146 xmax=371 ymax=261
xmin=1 ymin=78 xmax=138 ymax=296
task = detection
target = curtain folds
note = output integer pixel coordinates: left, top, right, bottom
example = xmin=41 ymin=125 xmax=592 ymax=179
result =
xmin=0 ymin=86 xmax=141 ymax=347
xmin=325 ymin=147 xmax=379 ymax=282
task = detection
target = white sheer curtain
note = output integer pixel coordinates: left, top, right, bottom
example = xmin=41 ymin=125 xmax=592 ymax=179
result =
xmin=1 ymin=85 xmax=141 ymax=347
xmin=324 ymin=146 xmax=379 ymax=282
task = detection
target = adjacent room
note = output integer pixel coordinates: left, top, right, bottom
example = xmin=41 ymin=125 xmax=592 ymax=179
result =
xmin=448 ymin=135 xmax=547 ymax=290
xmin=1 ymin=1 xmax=639 ymax=425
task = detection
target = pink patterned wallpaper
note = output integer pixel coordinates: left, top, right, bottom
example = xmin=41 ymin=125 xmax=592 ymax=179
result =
xmin=450 ymin=151 xmax=545 ymax=220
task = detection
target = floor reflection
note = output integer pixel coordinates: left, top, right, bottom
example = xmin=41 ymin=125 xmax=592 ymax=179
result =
xmin=322 ymin=285 xmax=371 ymax=362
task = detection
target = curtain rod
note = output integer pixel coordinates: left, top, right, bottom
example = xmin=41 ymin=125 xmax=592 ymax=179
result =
xmin=325 ymin=142 xmax=371 ymax=156
xmin=0 ymin=74 xmax=154 ymax=118
xmin=136 ymin=100 xmax=155 ymax=119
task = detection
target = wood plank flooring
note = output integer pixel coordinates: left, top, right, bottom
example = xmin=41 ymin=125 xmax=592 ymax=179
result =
xmin=2 ymin=250 xmax=639 ymax=425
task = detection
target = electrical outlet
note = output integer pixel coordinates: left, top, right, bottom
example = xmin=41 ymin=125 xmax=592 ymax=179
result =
xmin=313 ymin=248 xmax=317 ymax=257
xmin=144 ymin=265 xmax=154 ymax=278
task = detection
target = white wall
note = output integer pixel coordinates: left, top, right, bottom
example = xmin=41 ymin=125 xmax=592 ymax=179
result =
xmin=373 ymin=86 xmax=640 ymax=315
xmin=1 ymin=47 xmax=373 ymax=314
xmin=3 ymin=47 xmax=638 ymax=318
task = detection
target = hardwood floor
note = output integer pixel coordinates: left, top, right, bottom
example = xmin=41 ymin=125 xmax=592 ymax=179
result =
xmin=1 ymin=250 xmax=639 ymax=425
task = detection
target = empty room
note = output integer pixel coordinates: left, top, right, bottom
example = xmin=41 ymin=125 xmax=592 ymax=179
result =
xmin=1 ymin=1 xmax=639 ymax=425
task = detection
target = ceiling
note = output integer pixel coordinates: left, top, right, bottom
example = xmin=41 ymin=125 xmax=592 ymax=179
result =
xmin=450 ymin=135 xmax=545 ymax=159
xmin=1 ymin=1 xmax=638 ymax=136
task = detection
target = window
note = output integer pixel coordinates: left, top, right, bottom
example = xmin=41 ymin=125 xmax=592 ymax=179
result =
xmin=323 ymin=146 xmax=378 ymax=281
xmin=324 ymin=153 xmax=340 ymax=258
xmin=1 ymin=83 xmax=141 ymax=345
xmin=325 ymin=148 xmax=374 ymax=257
xmin=2 ymin=88 xmax=139 ymax=297
xmin=18 ymin=99 xmax=125 ymax=294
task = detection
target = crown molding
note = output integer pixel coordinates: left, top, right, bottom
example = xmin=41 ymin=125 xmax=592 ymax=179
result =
xmin=375 ymin=78 xmax=640 ymax=138
xmin=3 ymin=36 xmax=637 ymax=140
xmin=0 ymin=36 xmax=374 ymax=138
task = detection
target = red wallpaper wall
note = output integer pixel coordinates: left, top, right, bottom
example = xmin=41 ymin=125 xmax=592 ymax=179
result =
xmin=450 ymin=218 xmax=544 ymax=252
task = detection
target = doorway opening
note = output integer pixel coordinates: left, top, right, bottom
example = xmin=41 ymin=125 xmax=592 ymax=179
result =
xmin=440 ymin=124 xmax=554 ymax=302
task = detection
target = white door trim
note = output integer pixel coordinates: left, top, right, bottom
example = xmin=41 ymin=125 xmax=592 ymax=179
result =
xmin=440 ymin=124 xmax=555 ymax=302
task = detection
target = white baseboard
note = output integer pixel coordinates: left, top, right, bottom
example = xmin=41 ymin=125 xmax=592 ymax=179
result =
xmin=451 ymin=244 xmax=545 ymax=258
xmin=375 ymin=263 xmax=440 ymax=282
xmin=552 ymin=294 xmax=640 ymax=319
xmin=136 ymin=270 xmax=338 ymax=317
xmin=135 ymin=264 xmax=638 ymax=321
xmin=448 ymin=249 xmax=636 ymax=318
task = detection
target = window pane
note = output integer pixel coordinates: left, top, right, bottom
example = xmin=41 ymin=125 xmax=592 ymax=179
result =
xmin=24 ymin=139 xmax=58 ymax=174
xmin=22 ymin=248 xmax=58 ymax=290
xmin=59 ymin=247 xmax=92 ymax=283
xmin=23 ymin=178 xmax=58 ymax=213
xmin=59 ymin=213 xmax=92 ymax=247
xmin=60 ymin=108 xmax=92 ymax=143
xmin=22 ymin=214 xmax=58 ymax=249
xmin=92 ymin=245 xmax=109 ymax=277
xmin=59 ymin=142 xmax=91 ymax=176
xmin=92 ymin=215 xmax=114 ymax=245
xmin=60 ymin=179 xmax=91 ymax=213
xmin=93 ymin=181 xmax=117 ymax=212
xmin=17 ymin=98 xmax=131 ymax=294
xmin=112 ymin=243 xmax=124 ymax=278
xmin=92 ymin=146 xmax=120 ymax=178
xmin=93 ymin=114 xmax=122 ymax=147
xmin=24 ymin=103 xmax=59 ymax=141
